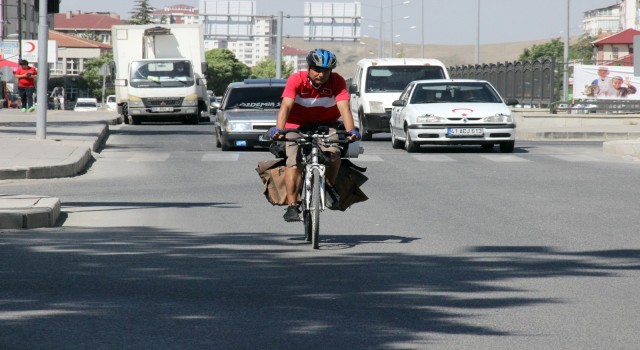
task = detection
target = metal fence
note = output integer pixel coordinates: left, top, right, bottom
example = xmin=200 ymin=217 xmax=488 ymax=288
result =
xmin=448 ymin=58 xmax=556 ymax=109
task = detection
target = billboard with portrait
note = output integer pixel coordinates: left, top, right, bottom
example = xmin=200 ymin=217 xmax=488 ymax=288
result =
xmin=573 ymin=64 xmax=640 ymax=100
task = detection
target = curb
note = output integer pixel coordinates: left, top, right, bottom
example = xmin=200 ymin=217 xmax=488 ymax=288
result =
xmin=0 ymin=123 xmax=110 ymax=180
xmin=603 ymin=139 xmax=640 ymax=158
xmin=516 ymin=130 xmax=640 ymax=141
xmin=0 ymin=195 xmax=61 ymax=229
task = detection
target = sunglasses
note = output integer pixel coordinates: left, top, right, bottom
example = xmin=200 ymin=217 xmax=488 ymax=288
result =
xmin=310 ymin=66 xmax=331 ymax=73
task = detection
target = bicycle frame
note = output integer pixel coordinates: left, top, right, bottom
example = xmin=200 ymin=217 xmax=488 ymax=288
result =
xmin=282 ymin=127 xmax=347 ymax=249
xmin=302 ymin=135 xmax=327 ymax=212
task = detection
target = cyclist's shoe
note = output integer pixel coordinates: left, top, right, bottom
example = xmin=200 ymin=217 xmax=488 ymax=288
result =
xmin=283 ymin=205 xmax=301 ymax=222
xmin=325 ymin=185 xmax=341 ymax=210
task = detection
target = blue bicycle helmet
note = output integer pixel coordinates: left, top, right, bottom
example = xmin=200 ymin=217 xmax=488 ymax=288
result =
xmin=306 ymin=48 xmax=337 ymax=69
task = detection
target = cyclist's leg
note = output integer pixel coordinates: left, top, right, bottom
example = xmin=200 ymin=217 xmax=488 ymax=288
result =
xmin=284 ymin=134 xmax=303 ymax=205
xmin=320 ymin=127 xmax=342 ymax=185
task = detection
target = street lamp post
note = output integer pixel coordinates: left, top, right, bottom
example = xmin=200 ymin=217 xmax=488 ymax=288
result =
xmin=563 ymin=0 xmax=570 ymax=104
xmin=475 ymin=0 xmax=480 ymax=64
xmin=390 ymin=0 xmax=410 ymax=57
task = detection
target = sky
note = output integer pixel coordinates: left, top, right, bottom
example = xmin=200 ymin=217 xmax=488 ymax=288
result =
xmin=59 ymin=0 xmax=616 ymax=45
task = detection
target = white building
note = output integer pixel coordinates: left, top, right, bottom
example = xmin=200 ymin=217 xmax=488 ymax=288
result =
xmin=151 ymin=4 xmax=200 ymax=25
xmin=199 ymin=1 xmax=276 ymax=66
xmin=583 ymin=3 xmax=621 ymax=37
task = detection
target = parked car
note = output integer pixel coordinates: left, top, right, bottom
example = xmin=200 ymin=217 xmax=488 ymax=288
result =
xmin=389 ymin=79 xmax=518 ymax=153
xmin=214 ymin=79 xmax=287 ymax=151
xmin=209 ymin=94 xmax=221 ymax=114
xmin=106 ymin=95 xmax=117 ymax=111
xmin=74 ymin=98 xmax=99 ymax=112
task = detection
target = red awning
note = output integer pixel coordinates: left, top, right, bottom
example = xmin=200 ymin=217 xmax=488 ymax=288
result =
xmin=0 ymin=59 xmax=18 ymax=69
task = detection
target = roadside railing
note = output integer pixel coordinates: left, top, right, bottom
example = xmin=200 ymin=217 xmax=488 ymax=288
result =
xmin=552 ymin=100 xmax=640 ymax=114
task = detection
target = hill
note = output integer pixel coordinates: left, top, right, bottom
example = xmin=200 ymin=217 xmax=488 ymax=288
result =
xmin=284 ymin=37 xmax=554 ymax=76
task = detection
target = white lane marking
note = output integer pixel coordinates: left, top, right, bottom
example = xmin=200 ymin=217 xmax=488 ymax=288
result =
xmin=481 ymin=155 xmax=531 ymax=162
xmin=126 ymin=153 xmax=171 ymax=162
xmin=201 ymin=153 xmax=241 ymax=161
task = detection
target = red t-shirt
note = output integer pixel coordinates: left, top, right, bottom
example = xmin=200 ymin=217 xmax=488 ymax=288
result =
xmin=15 ymin=66 xmax=37 ymax=88
xmin=281 ymin=71 xmax=350 ymax=128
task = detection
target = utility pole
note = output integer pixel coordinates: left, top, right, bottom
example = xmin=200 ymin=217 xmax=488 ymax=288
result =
xmin=36 ymin=0 xmax=49 ymax=139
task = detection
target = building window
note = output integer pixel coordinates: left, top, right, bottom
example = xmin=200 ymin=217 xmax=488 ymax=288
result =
xmin=67 ymin=58 xmax=80 ymax=75
xmin=49 ymin=58 xmax=64 ymax=76
xmin=612 ymin=47 xmax=619 ymax=59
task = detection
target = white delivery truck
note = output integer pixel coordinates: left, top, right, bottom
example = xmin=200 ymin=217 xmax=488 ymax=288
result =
xmin=349 ymin=58 xmax=449 ymax=140
xmin=112 ymin=24 xmax=209 ymax=125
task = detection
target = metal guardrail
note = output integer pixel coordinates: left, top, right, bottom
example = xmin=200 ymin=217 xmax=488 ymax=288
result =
xmin=552 ymin=100 xmax=640 ymax=114
xmin=449 ymin=59 xmax=556 ymax=109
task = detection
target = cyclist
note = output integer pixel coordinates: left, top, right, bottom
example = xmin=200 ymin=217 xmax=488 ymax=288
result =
xmin=269 ymin=48 xmax=361 ymax=222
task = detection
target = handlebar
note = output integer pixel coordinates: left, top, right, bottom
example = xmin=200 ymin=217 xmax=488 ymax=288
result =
xmin=268 ymin=127 xmax=353 ymax=144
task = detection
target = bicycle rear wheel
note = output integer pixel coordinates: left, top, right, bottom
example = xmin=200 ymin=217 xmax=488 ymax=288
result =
xmin=310 ymin=168 xmax=321 ymax=249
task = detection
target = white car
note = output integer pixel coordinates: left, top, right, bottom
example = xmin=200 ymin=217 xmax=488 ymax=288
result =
xmin=106 ymin=95 xmax=117 ymax=111
xmin=74 ymin=98 xmax=98 ymax=112
xmin=390 ymin=79 xmax=518 ymax=153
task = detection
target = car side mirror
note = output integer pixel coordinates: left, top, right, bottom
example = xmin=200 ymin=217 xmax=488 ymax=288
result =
xmin=505 ymin=98 xmax=519 ymax=106
xmin=392 ymin=99 xmax=406 ymax=107
xmin=349 ymin=84 xmax=359 ymax=96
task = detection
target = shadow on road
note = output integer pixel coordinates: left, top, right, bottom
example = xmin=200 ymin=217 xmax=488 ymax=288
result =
xmin=2 ymin=225 xmax=639 ymax=349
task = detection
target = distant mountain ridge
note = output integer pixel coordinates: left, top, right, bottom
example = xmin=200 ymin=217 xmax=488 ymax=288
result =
xmin=284 ymin=37 xmax=557 ymax=75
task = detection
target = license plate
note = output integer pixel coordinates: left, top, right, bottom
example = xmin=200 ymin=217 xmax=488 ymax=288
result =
xmin=151 ymin=106 xmax=173 ymax=112
xmin=447 ymin=128 xmax=483 ymax=137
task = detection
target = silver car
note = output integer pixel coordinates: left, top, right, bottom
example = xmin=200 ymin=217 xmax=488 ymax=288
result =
xmin=214 ymin=79 xmax=286 ymax=151
xmin=390 ymin=79 xmax=518 ymax=153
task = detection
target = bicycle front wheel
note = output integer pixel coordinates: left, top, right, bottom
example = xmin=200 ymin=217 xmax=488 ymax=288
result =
xmin=311 ymin=168 xmax=321 ymax=249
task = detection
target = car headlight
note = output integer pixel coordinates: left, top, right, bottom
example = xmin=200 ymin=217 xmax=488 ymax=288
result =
xmin=128 ymin=95 xmax=144 ymax=108
xmin=224 ymin=122 xmax=252 ymax=132
xmin=416 ymin=114 xmax=446 ymax=123
xmin=483 ymin=113 xmax=513 ymax=123
xmin=183 ymin=94 xmax=198 ymax=107
xmin=369 ymin=101 xmax=385 ymax=114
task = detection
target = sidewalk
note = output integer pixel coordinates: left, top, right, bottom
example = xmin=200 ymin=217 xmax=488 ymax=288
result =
xmin=0 ymin=107 xmax=121 ymax=229
xmin=1 ymin=108 xmax=640 ymax=229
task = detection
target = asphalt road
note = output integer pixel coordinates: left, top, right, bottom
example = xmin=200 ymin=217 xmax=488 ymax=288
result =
xmin=1 ymin=122 xmax=639 ymax=349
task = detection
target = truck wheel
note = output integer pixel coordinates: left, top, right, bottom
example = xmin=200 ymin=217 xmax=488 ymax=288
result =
xmin=359 ymin=112 xmax=373 ymax=141
xmin=183 ymin=114 xmax=199 ymax=125
xmin=122 ymin=103 xmax=130 ymax=124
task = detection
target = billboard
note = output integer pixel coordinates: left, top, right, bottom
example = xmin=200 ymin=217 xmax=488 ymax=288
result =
xmin=200 ymin=0 xmax=256 ymax=38
xmin=304 ymin=2 xmax=361 ymax=42
xmin=574 ymin=64 xmax=640 ymax=100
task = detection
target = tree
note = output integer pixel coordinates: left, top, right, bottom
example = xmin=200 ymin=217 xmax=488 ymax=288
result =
xmin=251 ymin=57 xmax=294 ymax=79
xmin=519 ymin=35 xmax=596 ymax=64
xmin=519 ymin=38 xmax=564 ymax=62
xmin=79 ymin=31 xmax=98 ymax=42
xmin=78 ymin=53 xmax=115 ymax=100
xmin=205 ymin=48 xmax=251 ymax=95
xmin=129 ymin=0 xmax=154 ymax=25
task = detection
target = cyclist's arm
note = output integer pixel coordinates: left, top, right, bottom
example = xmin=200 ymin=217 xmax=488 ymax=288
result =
xmin=276 ymin=97 xmax=294 ymax=130
xmin=337 ymin=99 xmax=355 ymax=132
xmin=336 ymin=99 xmax=359 ymax=141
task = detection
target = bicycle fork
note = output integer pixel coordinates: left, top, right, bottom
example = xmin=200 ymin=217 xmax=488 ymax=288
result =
xmin=303 ymin=148 xmax=326 ymax=211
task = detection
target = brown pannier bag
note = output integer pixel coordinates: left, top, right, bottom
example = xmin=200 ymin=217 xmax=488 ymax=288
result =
xmin=256 ymin=158 xmax=369 ymax=209
xmin=333 ymin=159 xmax=368 ymax=211
xmin=256 ymin=158 xmax=289 ymax=206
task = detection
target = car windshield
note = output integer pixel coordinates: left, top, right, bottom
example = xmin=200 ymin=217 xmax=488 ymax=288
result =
xmin=76 ymin=102 xmax=97 ymax=107
xmin=224 ymin=86 xmax=284 ymax=109
xmin=410 ymin=82 xmax=502 ymax=104
xmin=365 ymin=66 xmax=446 ymax=93
xmin=130 ymin=60 xmax=194 ymax=88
